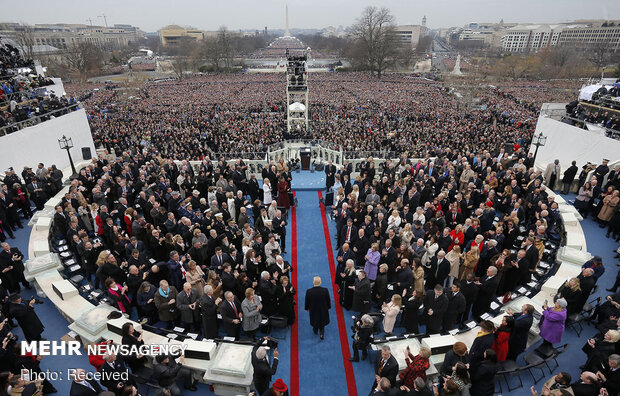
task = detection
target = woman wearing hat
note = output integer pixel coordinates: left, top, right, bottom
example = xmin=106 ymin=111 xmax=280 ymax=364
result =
xmin=539 ymin=298 xmax=568 ymax=349
xmin=262 ymin=378 xmax=289 ymax=396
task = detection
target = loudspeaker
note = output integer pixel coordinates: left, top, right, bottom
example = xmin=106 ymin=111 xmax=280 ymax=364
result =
xmin=81 ymin=147 xmax=92 ymax=160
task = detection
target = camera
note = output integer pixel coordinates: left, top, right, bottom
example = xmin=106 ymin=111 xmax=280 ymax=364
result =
xmin=32 ymin=299 xmax=44 ymax=305
xmin=265 ymin=336 xmax=278 ymax=349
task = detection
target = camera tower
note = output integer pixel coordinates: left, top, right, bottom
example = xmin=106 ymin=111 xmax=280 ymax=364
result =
xmin=286 ymin=49 xmax=309 ymax=132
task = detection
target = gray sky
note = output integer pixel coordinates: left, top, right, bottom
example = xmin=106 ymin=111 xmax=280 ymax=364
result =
xmin=2 ymin=0 xmax=619 ymax=32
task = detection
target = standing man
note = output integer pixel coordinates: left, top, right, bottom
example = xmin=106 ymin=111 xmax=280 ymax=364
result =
xmin=371 ymin=345 xmax=399 ymax=391
xmin=252 ymin=336 xmax=279 ymax=395
xmin=443 ymin=282 xmax=466 ymax=332
xmin=200 ymin=284 xmax=221 ymax=339
xmin=562 ymin=161 xmax=579 ymax=194
xmin=305 ymin=276 xmax=331 ymax=340
xmin=423 ymin=284 xmax=448 ymax=335
xmin=220 ymin=291 xmax=242 ymax=340
xmin=543 ymin=159 xmax=561 ymax=191
xmin=176 ymin=282 xmax=200 ymax=334
xmin=325 ymin=160 xmax=336 ymax=191
xmin=0 ymin=242 xmax=31 ymax=292
xmin=8 ymin=294 xmax=44 ymax=342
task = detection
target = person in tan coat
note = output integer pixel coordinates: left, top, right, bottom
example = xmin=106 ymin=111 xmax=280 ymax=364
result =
xmin=382 ymin=294 xmax=402 ymax=335
xmin=445 ymin=245 xmax=461 ymax=288
xmin=598 ymin=190 xmax=619 ymax=226
xmin=459 ymin=246 xmax=479 ymax=280
xmin=412 ymin=258 xmax=425 ymax=295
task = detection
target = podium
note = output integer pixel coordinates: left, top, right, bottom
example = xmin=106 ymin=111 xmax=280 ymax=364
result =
xmin=300 ymin=147 xmax=311 ymax=170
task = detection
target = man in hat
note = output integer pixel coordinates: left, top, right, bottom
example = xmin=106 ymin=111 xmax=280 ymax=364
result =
xmin=252 ymin=336 xmax=280 ymax=395
xmin=594 ymin=159 xmax=610 ymax=182
xmin=262 ymin=378 xmax=289 ymax=396
xmin=8 ymin=294 xmax=44 ymax=342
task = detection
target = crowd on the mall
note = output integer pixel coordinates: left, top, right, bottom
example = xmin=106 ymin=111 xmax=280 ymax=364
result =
xmin=0 ymin=71 xmax=615 ymax=395
xmin=65 ymin=73 xmax=581 ymax=162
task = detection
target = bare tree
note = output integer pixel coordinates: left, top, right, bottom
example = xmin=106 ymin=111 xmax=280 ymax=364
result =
xmin=349 ymin=6 xmax=399 ymax=78
xmin=64 ymin=42 xmax=104 ymax=81
xmin=15 ymin=24 xmax=36 ymax=61
xmin=588 ymin=39 xmax=614 ymax=72
xmin=217 ymin=26 xmax=236 ymax=70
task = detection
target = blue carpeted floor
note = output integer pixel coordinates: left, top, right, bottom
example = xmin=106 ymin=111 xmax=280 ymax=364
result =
xmin=10 ymin=176 xmax=620 ymax=395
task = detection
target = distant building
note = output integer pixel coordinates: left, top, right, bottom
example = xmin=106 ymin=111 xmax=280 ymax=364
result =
xmin=394 ymin=25 xmax=428 ymax=49
xmin=159 ymin=25 xmax=204 ymax=46
xmin=500 ymin=20 xmax=620 ymax=53
xmin=0 ymin=23 xmax=145 ymax=50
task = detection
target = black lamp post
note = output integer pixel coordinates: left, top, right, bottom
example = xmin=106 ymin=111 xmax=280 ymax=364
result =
xmin=58 ymin=135 xmax=77 ymax=178
xmin=531 ymin=132 xmax=547 ymax=166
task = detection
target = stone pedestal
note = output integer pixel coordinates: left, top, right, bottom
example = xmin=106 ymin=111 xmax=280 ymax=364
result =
xmin=68 ymin=304 xmax=117 ymax=344
xmin=203 ymin=343 xmax=254 ymax=395
xmin=34 ymin=216 xmax=52 ymax=231
xmin=556 ymin=246 xmax=592 ymax=265
xmin=52 ymin=279 xmax=78 ymax=300
xmin=24 ymin=253 xmax=62 ymax=282
xmin=32 ymin=240 xmax=50 ymax=257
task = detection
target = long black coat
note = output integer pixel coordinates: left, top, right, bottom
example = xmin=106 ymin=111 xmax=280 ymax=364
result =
xmin=423 ymin=292 xmax=448 ymax=333
xmin=9 ymin=302 xmax=44 ymax=342
xmin=352 ymin=277 xmax=371 ymax=313
xmin=305 ymin=286 xmax=330 ymax=328
xmin=508 ymin=313 xmax=533 ymax=359
xmin=199 ymin=294 xmax=219 ymax=339
xmin=470 ymin=360 xmax=498 ymax=396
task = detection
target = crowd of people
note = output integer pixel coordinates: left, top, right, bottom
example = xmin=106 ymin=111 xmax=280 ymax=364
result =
xmin=0 ymin=150 xmax=297 ymax=395
xmin=317 ymin=147 xmax=619 ymax=395
xmin=63 ymin=73 xmax=581 ymax=161
xmin=0 ymin=41 xmax=79 ymax=133
xmin=0 ymin=70 xmax=616 ymax=395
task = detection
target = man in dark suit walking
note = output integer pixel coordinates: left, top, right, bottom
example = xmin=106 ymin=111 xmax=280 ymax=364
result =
xmin=423 ymin=284 xmax=448 ymax=335
xmin=27 ymin=178 xmax=46 ymax=210
xmin=460 ymin=273 xmax=479 ymax=324
xmin=220 ymin=291 xmax=242 ymax=340
xmin=305 ymin=276 xmax=331 ymax=340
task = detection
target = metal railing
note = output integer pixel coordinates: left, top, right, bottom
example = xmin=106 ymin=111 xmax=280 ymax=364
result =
xmin=0 ymin=104 xmax=81 ymax=137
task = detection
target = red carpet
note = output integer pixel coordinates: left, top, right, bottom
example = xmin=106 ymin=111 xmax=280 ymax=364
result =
xmin=317 ymin=191 xmax=358 ymax=396
xmin=290 ymin=192 xmax=299 ymax=396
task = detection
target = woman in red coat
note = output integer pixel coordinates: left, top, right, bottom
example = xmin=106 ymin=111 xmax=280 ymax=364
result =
xmin=399 ymin=346 xmax=431 ymax=387
xmin=277 ymin=176 xmax=290 ymax=210
xmin=491 ymin=315 xmax=514 ymax=362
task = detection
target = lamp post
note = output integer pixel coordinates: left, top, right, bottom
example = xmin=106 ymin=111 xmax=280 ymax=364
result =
xmin=531 ymin=132 xmax=547 ymax=166
xmin=58 ymin=135 xmax=77 ymax=178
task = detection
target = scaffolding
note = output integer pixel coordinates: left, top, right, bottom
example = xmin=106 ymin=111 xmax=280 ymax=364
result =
xmin=286 ymin=49 xmax=309 ymax=132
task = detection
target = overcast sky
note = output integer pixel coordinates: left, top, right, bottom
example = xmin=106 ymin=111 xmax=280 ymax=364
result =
xmin=2 ymin=0 xmax=619 ymax=32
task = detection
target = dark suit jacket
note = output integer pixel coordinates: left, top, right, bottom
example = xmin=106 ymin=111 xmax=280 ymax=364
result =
xmin=339 ymin=225 xmax=358 ymax=245
xmin=445 ymin=290 xmax=466 ymax=317
xmin=427 ymin=257 xmax=450 ymax=287
xmin=252 ymin=338 xmax=279 ymax=391
xmin=220 ymin=297 xmax=242 ymax=327
xmin=570 ymin=381 xmax=598 ymax=396
xmin=374 ymin=354 xmax=399 ymax=387
xmin=423 ymin=292 xmax=448 ymax=331
xmin=469 ymin=333 xmax=495 ymax=372
xmin=69 ymin=379 xmax=103 ymax=396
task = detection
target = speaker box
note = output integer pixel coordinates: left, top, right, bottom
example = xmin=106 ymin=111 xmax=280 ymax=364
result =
xmin=81 ymin=147 xmax=92 ymax=160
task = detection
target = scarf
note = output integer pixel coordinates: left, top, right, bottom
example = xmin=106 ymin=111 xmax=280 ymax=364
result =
xmin=158 ymin=287 xmax=169 ymax=298
xmin=109 ymin=286 xmax=130 ymax=313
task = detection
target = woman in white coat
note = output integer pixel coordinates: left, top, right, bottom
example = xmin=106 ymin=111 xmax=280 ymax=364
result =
xmin=382 ymin=294 xmax=402 ymax=335
xmin=263 ymin=178 xmax=272 ymax=205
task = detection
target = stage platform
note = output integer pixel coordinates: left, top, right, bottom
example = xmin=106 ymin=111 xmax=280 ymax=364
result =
xmin=290 ymin=169 xmax=326 ymax=191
